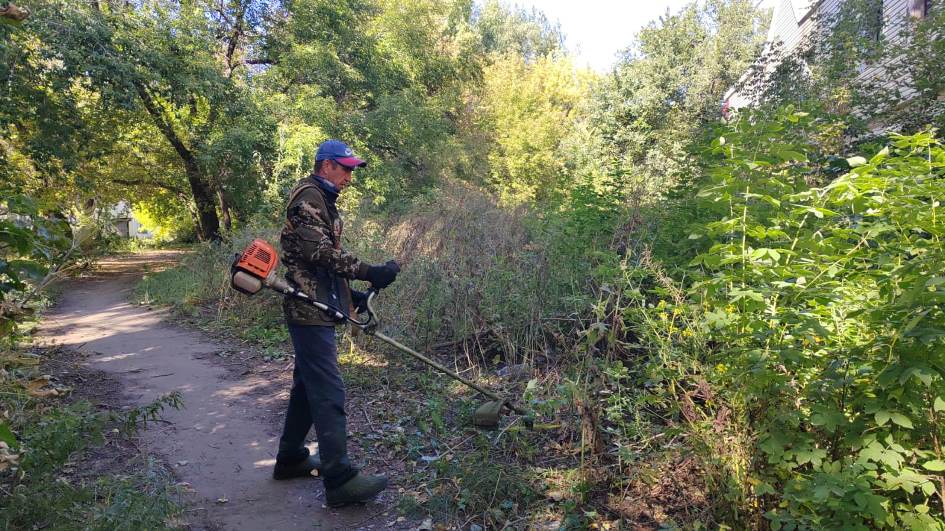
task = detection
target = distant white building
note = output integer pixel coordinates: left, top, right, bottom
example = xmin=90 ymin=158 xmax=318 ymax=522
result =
xmin=725 ymin=0 xmax=933 ymax=109
xmin=109 ymin=201 xmax=152 ymax=239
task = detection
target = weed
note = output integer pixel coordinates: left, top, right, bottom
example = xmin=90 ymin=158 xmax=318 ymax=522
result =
xmin=1 ymin=346 xmax=185 ymax=529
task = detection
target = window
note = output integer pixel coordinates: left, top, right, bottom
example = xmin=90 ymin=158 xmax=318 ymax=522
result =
xmin=870 ymin=0 xmax=884 ymax=41
xmin=793 ymin=0 xmax=817 ymax=22
xmin=911 ymin=0 xmax=931 ymax=18
xmin=115 ymin=219 xmax=130 ymax=238
xmin=855 ymin=0 xmax=885 ymax=41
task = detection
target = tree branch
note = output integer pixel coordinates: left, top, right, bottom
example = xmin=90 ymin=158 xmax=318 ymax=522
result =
xmin=223 ymin=2 xmax=246 ymax=79
xmin=133 ymin=81 xmax=198 ymax=171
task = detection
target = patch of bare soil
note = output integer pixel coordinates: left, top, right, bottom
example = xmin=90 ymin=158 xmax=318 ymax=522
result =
xmin=36 ymin=252 xmax=413 ymax=530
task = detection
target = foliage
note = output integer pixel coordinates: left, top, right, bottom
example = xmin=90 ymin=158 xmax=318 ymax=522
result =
xmin=616 ymin=109 xmax=945 ymax=527
xmin=590 ymin=0 xmax=769 ymax=198
xmin=0 ymin=346 xmax=184 ymax=529
xmin=0 ymin=191 xmax=75 ymax=341
xmin=473 ymin=0 xmax=563 ymax=61
xmin=473 ymin=53 xmax=595 ymax=205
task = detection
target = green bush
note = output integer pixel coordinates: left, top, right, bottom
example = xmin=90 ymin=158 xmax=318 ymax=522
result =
xmin=618 ymin=109 xmax=945 ymax=528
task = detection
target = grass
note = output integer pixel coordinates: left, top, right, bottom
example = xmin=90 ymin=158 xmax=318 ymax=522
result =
xmin=127 ymin=184 xmax=709 ymax=528
xmin=0 ymin=345 xmax=185 ymax=530
xmin=2 ymin=456 xmax=183 ymax=530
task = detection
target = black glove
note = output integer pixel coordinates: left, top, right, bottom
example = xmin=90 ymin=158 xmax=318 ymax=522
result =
xmin=351 ymin=289 xmax=369 ymax=314
xmin=364 ymin=260 xmax=400 ymax=289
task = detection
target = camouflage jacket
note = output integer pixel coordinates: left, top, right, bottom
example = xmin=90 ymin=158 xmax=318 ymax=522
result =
xmin=281 ymin=176 xmax=370 ymax=326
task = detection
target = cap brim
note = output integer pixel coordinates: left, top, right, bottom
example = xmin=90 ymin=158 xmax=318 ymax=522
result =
xmin=336 ymin=157 xmax=367 ymax=168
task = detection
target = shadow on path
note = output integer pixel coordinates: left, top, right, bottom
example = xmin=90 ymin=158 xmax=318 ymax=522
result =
xmin=38 ymin=252 xmax=390 ymax=531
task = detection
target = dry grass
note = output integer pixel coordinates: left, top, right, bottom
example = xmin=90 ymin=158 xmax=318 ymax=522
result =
xmin=379 ymin=179 xmax=584 ymax=372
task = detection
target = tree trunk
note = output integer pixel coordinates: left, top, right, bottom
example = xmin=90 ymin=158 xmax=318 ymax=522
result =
xmin=217 ymin=186 xmax=233 ymax=232
xmin=134 ymin=82 xmax=221 ymax=241
xmin=184 ymin=160 xmax=221 ymax=241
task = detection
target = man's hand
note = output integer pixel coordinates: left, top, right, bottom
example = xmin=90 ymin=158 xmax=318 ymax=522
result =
xmin=351 ymin=290 xmax=369 ymax=314
xmin=365 ymin=260 xmax=400 ymax=289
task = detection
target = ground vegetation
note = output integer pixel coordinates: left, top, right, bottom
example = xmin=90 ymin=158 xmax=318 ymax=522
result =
xmin=6 ymin=0 xmax=945 ymax=527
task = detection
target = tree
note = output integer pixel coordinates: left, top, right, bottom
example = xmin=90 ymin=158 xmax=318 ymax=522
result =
xmin=474 ymin=53 xmax=594 ymax=204
xmin=472 ymin=0 xmax=563 ymax=62
xmin=256 ymin=0 xmax=482 ymax=203
xmin=590 ymin=0 xmax=769 ymax=197
xmin=26 ymin=1 xmax=274 ymax=240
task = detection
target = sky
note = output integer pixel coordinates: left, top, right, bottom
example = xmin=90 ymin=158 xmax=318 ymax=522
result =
xmin=511 ymin=0 xmax=779 ymax=72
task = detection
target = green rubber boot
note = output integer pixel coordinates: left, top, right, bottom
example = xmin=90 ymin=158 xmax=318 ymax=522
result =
xmin=325 ymin=472 xmax=388 ymax=507
xmin=273 ymin=453 xmax=322 ymax=480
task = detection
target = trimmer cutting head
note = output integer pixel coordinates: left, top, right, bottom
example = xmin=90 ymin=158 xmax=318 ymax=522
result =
xmin=473 ymin=400 xmax=505 ymax=428
xmin=473 ymin=400 xmax=536 ymax=429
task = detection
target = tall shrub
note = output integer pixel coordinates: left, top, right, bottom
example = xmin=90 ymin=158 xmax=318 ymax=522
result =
xmin=636 ymin=109 xmax=945 ymax=527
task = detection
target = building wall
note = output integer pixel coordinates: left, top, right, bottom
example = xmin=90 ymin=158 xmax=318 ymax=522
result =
xmin=109 ymin=201 xmax=152 ymax=240
xmin=726 ymin=0 xmax=925 ymax=108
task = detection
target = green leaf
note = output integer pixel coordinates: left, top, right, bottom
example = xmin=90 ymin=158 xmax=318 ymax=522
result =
xmin=0 ymin=421 xmax=15 ymax=447
xmin=890 ymin=413 xmax=914 ymax=429
xmin=922 ymin=460 xmax=945 ymax=471
xmin=869 ymin=146 xmax=890 ymax=164
xmin=729 ymin=289 xmax=764 ymax=302
xmin=902 ymin=309 xmax=931 ymax=335
xmin=777 ymin=150 xmax=808 ymax=162
xmin=922 ymin=481 xmax=937 ymax=496
xmin=934 ymin=397 xmax=945 ymax=413
xmin=875 ymin=410 xmax=891 ymax=426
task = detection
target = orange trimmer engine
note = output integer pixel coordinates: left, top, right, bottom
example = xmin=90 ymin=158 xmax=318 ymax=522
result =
xmin=230 ymin=238 xmax=343 ymax=319
xmin=231 ymin=239 xmax=280 ymax=295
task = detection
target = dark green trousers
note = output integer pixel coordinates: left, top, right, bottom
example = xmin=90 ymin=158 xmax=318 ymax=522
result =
xmin=276 ymin=323 xmax=356 ymax=489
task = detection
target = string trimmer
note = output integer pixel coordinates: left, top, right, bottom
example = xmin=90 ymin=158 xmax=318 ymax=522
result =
xmin=230 ymin=239 xmax=533 ymax=429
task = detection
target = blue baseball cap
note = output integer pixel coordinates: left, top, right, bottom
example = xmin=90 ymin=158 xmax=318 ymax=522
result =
xmin=315 ymin=139 xmax=367 ymax=168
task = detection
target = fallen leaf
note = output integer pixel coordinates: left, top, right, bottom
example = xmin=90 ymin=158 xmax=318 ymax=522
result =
xmin=29 ymin=388 xmax=59 ymax=398
xmin=0 ymin=441 xmax=20 ymax=472
xmin=547 ymin=490 xmax=567 ymax=502
xmin=216 ymin=497 xmax=228 ymax=504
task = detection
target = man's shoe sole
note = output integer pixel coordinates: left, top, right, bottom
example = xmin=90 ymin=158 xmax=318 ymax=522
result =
xmin=326 ymin=499 xmax=366 ymax=508
xmin=272 ymin=469 xmax=321 ymax=480
xmin=325 ymin=476 xmax=388 ymax=507
xmin=272 ymin=456 xmax=322 ymax=480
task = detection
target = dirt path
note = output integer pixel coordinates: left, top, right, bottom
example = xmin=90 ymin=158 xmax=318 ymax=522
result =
xmin=37 ymin=252 xmax=393 ymax=530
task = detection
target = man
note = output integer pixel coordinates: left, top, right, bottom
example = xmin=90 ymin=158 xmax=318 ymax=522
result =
xmin=271 ymin=139 xmax=400 ymax=507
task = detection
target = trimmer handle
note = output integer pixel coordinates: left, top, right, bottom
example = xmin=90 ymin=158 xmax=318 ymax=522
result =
xmin=346 ymin=288 xmax=381 ymax=330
